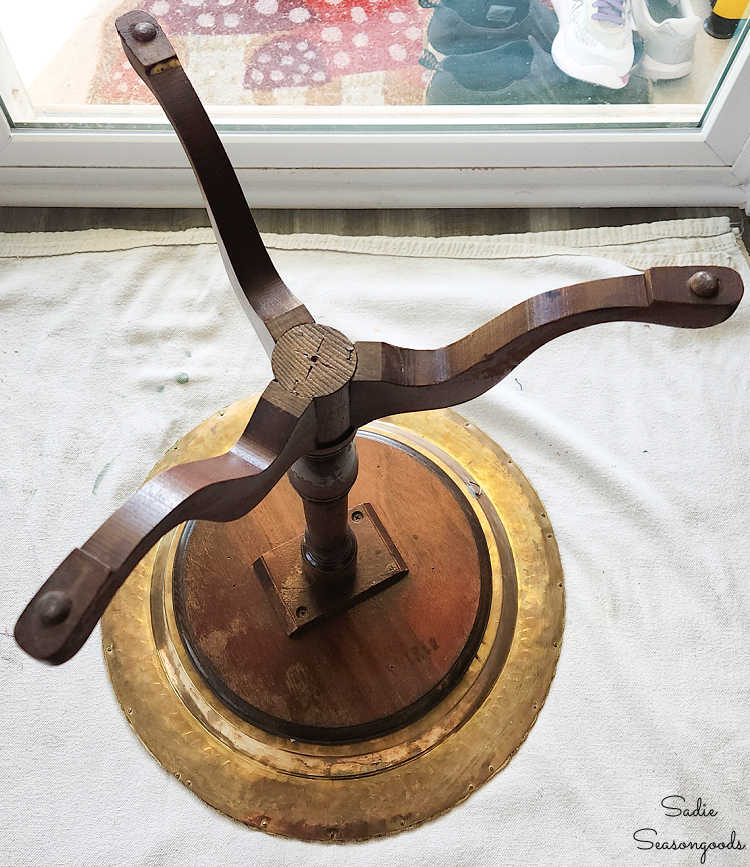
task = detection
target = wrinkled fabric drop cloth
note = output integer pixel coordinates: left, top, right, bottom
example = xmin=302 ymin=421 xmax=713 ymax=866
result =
xmin=0 ymin=217 xmax=748 ymax=866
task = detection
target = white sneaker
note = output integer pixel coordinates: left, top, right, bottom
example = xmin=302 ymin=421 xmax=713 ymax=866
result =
xmin=631 ymin=0 xmax=700 ymax=80
xmin=551 ymin=0 xmax=635 ymax=89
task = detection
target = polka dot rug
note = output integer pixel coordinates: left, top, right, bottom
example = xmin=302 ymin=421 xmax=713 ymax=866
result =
xmin=89 ymin=0 xmax=431 ymax=106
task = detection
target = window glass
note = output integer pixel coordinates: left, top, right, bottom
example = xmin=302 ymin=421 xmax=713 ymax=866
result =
xmin=1 ymin=0 xmax=748 ymax=127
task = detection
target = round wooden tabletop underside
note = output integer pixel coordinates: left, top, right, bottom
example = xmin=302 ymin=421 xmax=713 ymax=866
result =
xmin=102 ymin=396 xmax=564 ymax=842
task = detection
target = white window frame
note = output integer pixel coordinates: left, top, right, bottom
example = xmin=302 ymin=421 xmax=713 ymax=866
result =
xmin=1 ymin=31 xmax=750 ymax=209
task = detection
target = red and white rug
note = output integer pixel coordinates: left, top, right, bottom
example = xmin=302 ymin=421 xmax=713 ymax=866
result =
xmin=90 ymin=0 xmax=431 ymax=106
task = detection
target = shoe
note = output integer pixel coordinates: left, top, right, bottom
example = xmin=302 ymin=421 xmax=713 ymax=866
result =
xmin=420 ymin=37 xmax=648 ymax=104
xmin=425 ymin=1 xmax=558 ymax=55
xmin=631 ymin=0 xmax=700 ymax=79
xmin=420 ymin=0 xmax=546 ymax=28
xmin=551 ymin=0 xmax=635 ymax=89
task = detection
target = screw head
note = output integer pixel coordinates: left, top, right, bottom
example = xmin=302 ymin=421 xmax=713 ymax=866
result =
xmin=132 ymin=21 xmax=157 ymax=42
xmin=37 ymin=590 xmax=72 ymax=626
xmin=688 ymin=270 xmax=720 ymax=298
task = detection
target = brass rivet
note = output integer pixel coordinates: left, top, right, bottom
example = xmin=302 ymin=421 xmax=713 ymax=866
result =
xmin=132 ymin=21 xmax=157 ymax=42
xmin=688 ymin=271 xmax=719 ymax=297
xmin=37 ymin=590 xmax=72 ymax=626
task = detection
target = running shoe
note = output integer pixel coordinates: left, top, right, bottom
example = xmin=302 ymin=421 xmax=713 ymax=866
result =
xmin=551 ymin=0 xmax=635 ymax=89
xmin=425 ymin=0 xmax=558 ymax=54
xmin=420 ymin=0 xmax=540 ymax=28
xmin=631 ymin=0 xmax=700 ymax=80
xmin=420 ymin=37 xmax=648 ymax=103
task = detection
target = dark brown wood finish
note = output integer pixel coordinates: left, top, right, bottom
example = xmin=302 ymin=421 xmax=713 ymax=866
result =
xmin=272 ymin=324 xmax=360 ymax=585
xmin=15 ymin=384 xmax=315 ymax=663
xmin=350 ymin=267 xmax=743 ymax=426
xmin=13 ymin=10 xmax=745 ymax=668
xmin=287 ymin=440 xmax=360 ymax=582
xmin=116 ymin=10 xmax=313 ymax=355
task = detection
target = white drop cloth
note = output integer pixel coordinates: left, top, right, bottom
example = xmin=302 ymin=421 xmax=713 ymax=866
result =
xmin=0 ymin=217 xmax=748 ymax=866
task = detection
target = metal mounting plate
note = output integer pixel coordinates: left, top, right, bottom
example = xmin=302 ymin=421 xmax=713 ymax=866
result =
xmin=254 ymin=502 xmax=408 ymax=636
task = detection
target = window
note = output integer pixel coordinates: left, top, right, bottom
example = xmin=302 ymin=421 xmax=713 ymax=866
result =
xmin=2 ymin=1 xmax=750 ymax=207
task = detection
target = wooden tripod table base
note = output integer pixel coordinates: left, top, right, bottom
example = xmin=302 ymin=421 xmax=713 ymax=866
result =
xmin=101 ymin=395 xmax=564 ymax=841
xmin=12 ymin=12 xmax=742 ymax=836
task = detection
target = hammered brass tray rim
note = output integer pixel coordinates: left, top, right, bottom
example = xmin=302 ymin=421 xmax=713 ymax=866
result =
xmin=101 ymin=397 xmax=564 ymax=843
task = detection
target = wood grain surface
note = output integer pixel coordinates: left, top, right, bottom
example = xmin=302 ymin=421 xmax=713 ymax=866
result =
xmin=173 ymin=432 xmax=491 ymax=742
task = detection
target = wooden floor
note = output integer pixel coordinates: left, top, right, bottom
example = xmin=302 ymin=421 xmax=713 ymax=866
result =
xmin=0 ymin=206 xmax=745 ymax=241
